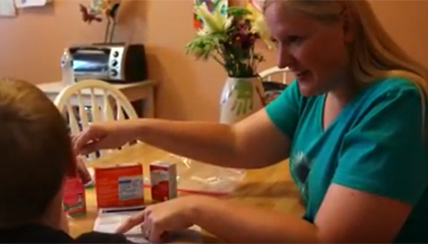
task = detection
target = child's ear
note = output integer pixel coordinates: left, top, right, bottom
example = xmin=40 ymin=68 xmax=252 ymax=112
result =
xmin=66 ymin=150 xmax=78 ymax=177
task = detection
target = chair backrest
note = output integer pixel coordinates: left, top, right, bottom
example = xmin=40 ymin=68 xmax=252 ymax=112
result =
xmin=259 ymin=67 xmax=294 ymax=104
xmin=259 ymin=66 xmax=294 ymax=84
xmin=54 ymin=79 xmax=139 ymax=161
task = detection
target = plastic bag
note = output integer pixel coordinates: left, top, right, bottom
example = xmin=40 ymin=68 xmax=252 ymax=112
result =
xmin=84 ymin=143 xmax=247 ymax=196
xmin=143 ymin=154 xmax=246 ymax=196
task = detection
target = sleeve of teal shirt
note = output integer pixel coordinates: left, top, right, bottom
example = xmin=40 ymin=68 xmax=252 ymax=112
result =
xmin=265 ymin=80 xmax=301 ymax=141
xmin=333 ymin=84 xmax=428 ymax=205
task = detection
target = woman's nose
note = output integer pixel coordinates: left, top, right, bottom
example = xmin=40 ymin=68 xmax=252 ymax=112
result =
xmin=277 ymin=47 xmax=294 ymax=69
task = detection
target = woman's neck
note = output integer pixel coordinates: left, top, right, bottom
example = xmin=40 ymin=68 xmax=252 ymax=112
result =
xmin=328 ymin=72 xmax=361 ymax=107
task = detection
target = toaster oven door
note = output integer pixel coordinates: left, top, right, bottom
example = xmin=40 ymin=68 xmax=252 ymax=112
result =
xmin=71 ymin=48 xmax=110 ymax=80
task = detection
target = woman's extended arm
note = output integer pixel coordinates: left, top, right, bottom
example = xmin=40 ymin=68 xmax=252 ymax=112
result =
xmin=74 ymin=109 xmax=290 ymax=169
xmin=117 ymin=184 xmax=411 ymax=243
xmin=185 ymin=185 xmax=411 ymax=243
xmin=188 ymin=196 xmax=317 ymax=243
xmin=135 ymin=109 xmax=289 ymax=168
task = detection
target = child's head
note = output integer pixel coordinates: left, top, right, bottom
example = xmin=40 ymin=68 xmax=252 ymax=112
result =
xmin=0 ymin=78 xmax=76 ymax=227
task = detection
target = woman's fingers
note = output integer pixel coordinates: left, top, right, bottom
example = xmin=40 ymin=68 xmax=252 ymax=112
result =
xmin=73 ymin=127 xmax=100 ymax=154
xmin=116 ymin=210 xmax=146 ymax=234
xmin=117 ymin=208 xmax=164 ymax=242
xmin=78 ymin=140 xmax=100 ymax=155
xmin=76 ymin=159 xmax=92 ymax=184
xmin=148 ymin=226 xmax=164 ymax=243
xmin=143 ymin=213 xmax=164 ymax=243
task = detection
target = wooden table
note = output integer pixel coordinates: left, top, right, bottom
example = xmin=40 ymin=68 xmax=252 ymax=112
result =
xmin=68 ymin=143 xmax=305 ymax=242
xmin=37 ymin=80 xmax=157 ymax=118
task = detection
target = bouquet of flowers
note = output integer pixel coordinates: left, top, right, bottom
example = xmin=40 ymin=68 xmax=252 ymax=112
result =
xmin=186 ymin=0 xmax=272 ymax=78
xmin=79 ymin=0 xmax=121 ymax=43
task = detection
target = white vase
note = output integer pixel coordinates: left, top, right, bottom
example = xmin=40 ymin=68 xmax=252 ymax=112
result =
xmin=219 ymin=76 xmax=265 ymax=124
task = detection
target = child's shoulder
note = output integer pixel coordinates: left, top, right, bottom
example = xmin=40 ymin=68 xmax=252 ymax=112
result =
xmin=75 ymin=231 xmax=134 ymax=243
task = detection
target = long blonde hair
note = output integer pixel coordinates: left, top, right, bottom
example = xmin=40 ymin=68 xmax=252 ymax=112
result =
xmin=263 ymin=0 xmax=428 ymax=99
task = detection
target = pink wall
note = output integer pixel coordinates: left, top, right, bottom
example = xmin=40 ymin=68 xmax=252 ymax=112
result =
xmin=0 ymin=0 xmax=427 ymax=121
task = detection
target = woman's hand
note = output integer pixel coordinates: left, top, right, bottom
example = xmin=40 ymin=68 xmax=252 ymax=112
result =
xmin=116 ymin=196 xmax=204 ymax=243
xmin=76 ymin=157 xmax=92 ymax=184
xmin=72 ymin=121 xmax=137 ymax=155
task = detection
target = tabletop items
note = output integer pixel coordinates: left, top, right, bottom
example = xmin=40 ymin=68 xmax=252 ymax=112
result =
xmin=62 ymin=160 xmax=178 ymax=218
xmin=66 ymin=143 xmax=301 ymax=241
xmin=63 ymin=177 xmax=87 ymax=218
xmin=149 ymin=161 xmax=177 ymax=202
xmin=63 ymin=160 xmax=183 ymax=242
xmin=93 ymin=205 xmax=148 ymax=241
xmin=94 ymin=162 xmax=145 ymax=208
xmin=93 ymin=208 xmax=202 ymax=243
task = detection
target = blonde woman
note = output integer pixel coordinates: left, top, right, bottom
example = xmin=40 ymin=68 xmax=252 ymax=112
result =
xmin=74 ymin=0 xmax=428 ymax=242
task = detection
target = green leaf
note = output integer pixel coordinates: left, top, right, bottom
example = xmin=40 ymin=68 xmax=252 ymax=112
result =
xmin=185 ymin=34 xmax=224 ymax=60
xmin=185 ymin=4 xmax=265 ymax=77
xmin=227 ymin=7 xmax=252 ymax=18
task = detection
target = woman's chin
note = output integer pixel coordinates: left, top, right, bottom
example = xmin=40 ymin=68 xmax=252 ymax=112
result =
xmin=298 ymin=86 xmax=320 ymax=97
xmin=297 ymin=78 xmax=319 ymax=97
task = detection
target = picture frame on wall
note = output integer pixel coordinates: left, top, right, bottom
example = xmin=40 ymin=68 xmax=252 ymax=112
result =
xmin=14 ymin=0 xmax=53 ymax=8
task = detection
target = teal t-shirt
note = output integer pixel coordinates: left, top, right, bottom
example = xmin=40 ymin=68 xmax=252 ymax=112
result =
xmin=265 ymin=76 xmax=428 ymax=242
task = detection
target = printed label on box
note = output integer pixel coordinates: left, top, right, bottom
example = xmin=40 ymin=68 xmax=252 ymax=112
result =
xmin=118 ymin=176 xmax=144 ymax=201
xmin=95 ymin=163 xmax=144 ymax=208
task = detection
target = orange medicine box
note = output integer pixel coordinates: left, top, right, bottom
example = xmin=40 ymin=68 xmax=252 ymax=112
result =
xmin=150 ymin=161 xmax=177 ymax=202
xmin=62 ymin=176 xmax=86 ymax=217
xmin=94 ymin=163 xmax=144 ymax=208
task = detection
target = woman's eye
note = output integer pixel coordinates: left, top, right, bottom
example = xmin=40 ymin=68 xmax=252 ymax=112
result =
xmin=290 ymin=36 xmax=302 ymax=43
xmin=288 ymin=36 xmax=302 ymax=44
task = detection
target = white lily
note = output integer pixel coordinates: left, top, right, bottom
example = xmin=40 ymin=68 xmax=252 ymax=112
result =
xmin=195 ymin=0 xmax=233 ymax=36
xmin=89 ymin=0 xmax=109 ymax=14
xmin=245 ymin=1 xmax=274 ymax=49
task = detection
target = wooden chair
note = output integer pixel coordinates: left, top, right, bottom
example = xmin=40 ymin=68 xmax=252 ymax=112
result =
xmin=259 ymin=66 xmax=293 ymax=84
xmin=259 ymin=67 xmax=293 ymax=104
xmin=54 ymin=79 xmax=139 ymax=161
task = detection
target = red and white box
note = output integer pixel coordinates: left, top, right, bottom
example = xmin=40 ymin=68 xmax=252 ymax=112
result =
xmin=150 ymin=161 xmax=177 ymax=202
xmin=94 ymin=162 xmax=144 ymax=208
xmin=62 ymin=176 xmax=86 ymax=217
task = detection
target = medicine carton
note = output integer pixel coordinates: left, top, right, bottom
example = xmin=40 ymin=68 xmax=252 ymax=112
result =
xmin=150 ymin=161 xmax=177 ymax=202
xmin=94 ymin=162 xmax=144 ymax=208
xmin=62 ymin=176 xmax=86 ymax=217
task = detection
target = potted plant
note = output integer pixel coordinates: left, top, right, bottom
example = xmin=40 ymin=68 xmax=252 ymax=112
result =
xmin=186 ymin=0 xmax=273 ymax=124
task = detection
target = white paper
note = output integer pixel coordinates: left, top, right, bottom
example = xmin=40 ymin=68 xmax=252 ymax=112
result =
xmin=14 ymin=0 xmax=52 ymax=8
xmin=0 ymin=0 xmax=16 ymax=17
xmin=94 ymin=206 xmax=202 ymax=243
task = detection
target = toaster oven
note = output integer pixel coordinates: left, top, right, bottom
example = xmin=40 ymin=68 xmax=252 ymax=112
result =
xmin=68 ymin=43 xmax=148 ymax=83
